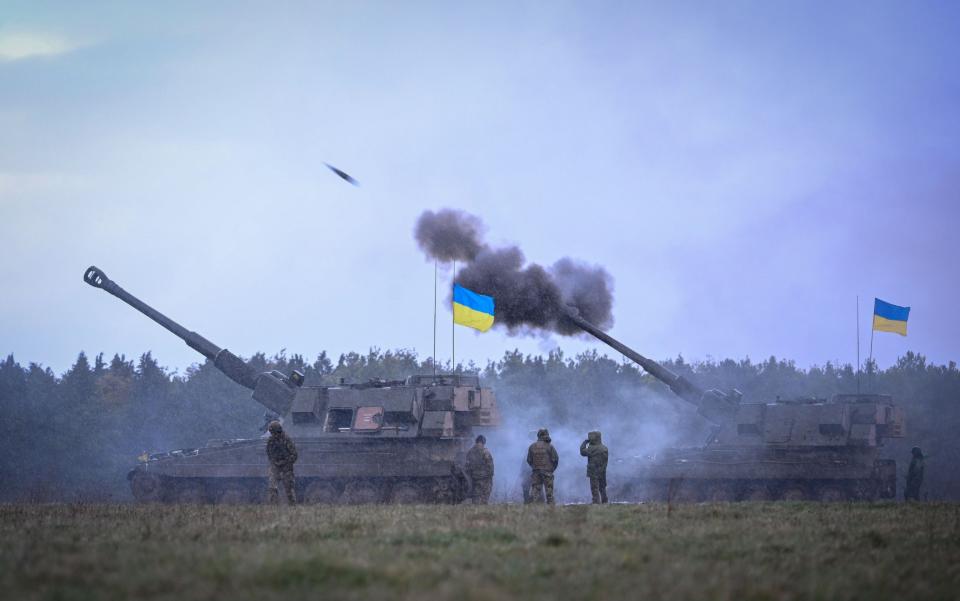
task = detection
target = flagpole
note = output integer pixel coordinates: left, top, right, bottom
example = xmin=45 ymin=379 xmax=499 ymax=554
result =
xmin=433 ymin=260 xmax=438 ymax=377
xmin=856 ymin=295 xmax=861 ymax=394
xmin=868 ymin=313 xmax=875 ymax=392
xmin=452 ymin=260 xmax=456 ymax=374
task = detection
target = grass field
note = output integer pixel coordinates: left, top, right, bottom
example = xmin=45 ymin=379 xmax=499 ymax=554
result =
xmin=2 ymin=503 xmax=958 ymax=601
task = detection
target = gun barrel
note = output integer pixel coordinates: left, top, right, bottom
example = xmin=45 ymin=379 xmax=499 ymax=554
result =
xmin=563 ymin=308 xmax=734 ymax=421
xmin=563 ymin=310 xmax=681 ymax=386
xmin=83 ymin=266 xmax=257 ymax=390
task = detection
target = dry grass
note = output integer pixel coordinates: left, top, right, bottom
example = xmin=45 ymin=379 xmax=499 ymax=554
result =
xmin=2 ymin=502 xmax=958 ymax=601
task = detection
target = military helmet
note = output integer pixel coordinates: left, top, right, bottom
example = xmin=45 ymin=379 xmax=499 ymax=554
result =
xmin=475 ymin=434 xmax=486 ymax=444
xmin=268 ymin=420 xmax=283 ymax=434
xmin=537 ymin=428 xmax=549 ymax=440
xmin=912 ymin=446 xmax=924 ymax=458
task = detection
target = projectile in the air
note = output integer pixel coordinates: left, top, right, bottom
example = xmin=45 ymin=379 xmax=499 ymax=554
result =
xmin=324 ymin=162 xmax=359 ymax=186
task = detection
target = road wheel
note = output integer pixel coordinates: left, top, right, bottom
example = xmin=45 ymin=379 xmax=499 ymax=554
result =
xmin=431 ymin=477 xmax=459 ymax=504
xmin=706 ymin=483 xmax=736 ymax=502
xmin=342 ymin=481 xmax=381 ymax=504
xmin=818 ymin=486 xmax=846 ymax=502
xmin=303 ymin=482 xmax=340 ymax=505
xmin=781 ymin=486 xmax=807 ymax=501
xmin=391 ymin=482 xmax=423 ymax=504
xmin=218 ymin=484 xmax=249 ymax=505
xmin=743 ymin=483 xmax=771 ymax=502
xmin=613 ymin=483 xmax=636 ymax=503
xmin=853 ymin=481 xmax=878 ymax=501
xmin=644 ymin=482 xmax=670 ymax=502
xmin=670 ymin=480 xmax=701 ymax=503
xmin=130 ymin=471 xmax=163 ymax=503
xmin=176 ymin=482 xmax=208 ymax=504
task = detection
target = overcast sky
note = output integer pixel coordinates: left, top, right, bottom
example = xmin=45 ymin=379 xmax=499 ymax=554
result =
xmin=2 ymin=1 xmax=958 ymax=376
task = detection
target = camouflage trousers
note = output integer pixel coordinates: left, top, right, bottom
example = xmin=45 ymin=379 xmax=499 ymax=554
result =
xmin=529 ymin=470 xmax=555 ymax=505
xmin=268 ymin=465 xmax=297 ymax=504
xmin=904 ymin=480 xmax=922 ymax=501
xmin=589 ymin=474 xmax=608 ymax=504
xmin=470 ymin=477 xmax=493 ymax=504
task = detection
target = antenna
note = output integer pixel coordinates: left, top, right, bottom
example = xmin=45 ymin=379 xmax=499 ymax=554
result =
xmin=857 ymin=295 xmax=861 ymax=394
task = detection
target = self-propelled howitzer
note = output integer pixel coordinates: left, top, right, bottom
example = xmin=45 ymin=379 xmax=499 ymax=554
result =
xmin=564 ymin=308 xmax=905 ymax=502
xmin=84 ymin=266 xmax=500 ymax=504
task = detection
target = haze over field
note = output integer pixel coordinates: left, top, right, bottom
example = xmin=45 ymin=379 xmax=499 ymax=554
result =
xmin=2 ymin=1 xmax=958 ymax=372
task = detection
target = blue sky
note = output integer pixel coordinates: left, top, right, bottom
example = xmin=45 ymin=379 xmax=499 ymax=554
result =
xmin=1 ymin=1 xmax=958 ymax=374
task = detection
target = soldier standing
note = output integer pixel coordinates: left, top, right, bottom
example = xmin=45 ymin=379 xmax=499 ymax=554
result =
xmin=526 ymin=428 xmax=559 ymax=505
xmin=904 ymin=446 xmax=925 ymax=501
xmin=580 ymin=431 xmax=609 ymax=504
xmin=266 ymin=421 xmax=298 ymax=504
xmin=465 ymin=434 xmax=495 ymax=504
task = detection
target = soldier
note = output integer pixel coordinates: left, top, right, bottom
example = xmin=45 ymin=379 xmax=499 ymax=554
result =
xmin=580 ymin=430 xmax=609 ymax=504
xmin=904 ymin=446 xmax=925 ymax=501
xmin=526 ymin=428 xmax=559 ymax=505
xmin=465 ymin=434 xmax=495 ymax=504
xmin=266 ymin=421 xmax=298 ymax=504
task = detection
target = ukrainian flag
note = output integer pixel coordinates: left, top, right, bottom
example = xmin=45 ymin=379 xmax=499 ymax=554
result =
xmin=873 ymin=298 xmax=910 ymax=336
xmin=453 ymin=284 xmax=495 ymax=332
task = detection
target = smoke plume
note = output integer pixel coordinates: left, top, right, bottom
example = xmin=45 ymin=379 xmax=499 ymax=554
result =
xmin=414 ymin=209 xmax=486 ymax=262
xmin=414 ymin=209 xmax=614 ymax=334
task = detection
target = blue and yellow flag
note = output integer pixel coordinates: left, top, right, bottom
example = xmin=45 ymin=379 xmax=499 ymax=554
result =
xmin=453 ymin=284 xmax=495 ymax=332
xmin=873 ymin=298 xmax=910 ymax=336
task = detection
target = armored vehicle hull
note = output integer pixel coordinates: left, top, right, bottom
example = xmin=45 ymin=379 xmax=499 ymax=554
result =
xmin=610 ymin=445 xmax=898 ymax=502
xmin=130 ymin=433 xmax=479 ymax=504
xmin=84 ymin=266 xmax=500 ymax=504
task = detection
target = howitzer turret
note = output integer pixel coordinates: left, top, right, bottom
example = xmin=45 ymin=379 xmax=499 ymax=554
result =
xmin=563 ymin=307 xmax=905 ymax=502
xmin=84 ymin=266 xmax=300 ymax=415
xmin=83 ymin=265 xmax=500 ymax=505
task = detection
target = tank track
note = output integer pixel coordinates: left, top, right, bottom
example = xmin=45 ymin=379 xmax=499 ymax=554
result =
xmin=129 ymin=471 xmax=468 ymax=504
xmin=614 ymin=476 xmax=897 ymax=502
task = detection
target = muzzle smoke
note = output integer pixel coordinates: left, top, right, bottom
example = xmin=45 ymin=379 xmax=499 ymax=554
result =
xmin=414 ymin=209 xmax=614 ymax=334
xmin=414 ymin=208 xmax=486 ymax=262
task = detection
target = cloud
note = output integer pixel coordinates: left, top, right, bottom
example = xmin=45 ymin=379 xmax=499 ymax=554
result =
xmin=0 ymin=31 xmax=83 ymax=62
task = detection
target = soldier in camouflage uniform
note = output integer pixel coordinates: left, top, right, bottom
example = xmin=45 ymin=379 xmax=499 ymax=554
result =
xmin=904 ymin=446 xmax=925 ymax=501
xmin=465 ymin=434 xmax=495 ymax=504
xmin=579 ymin=431 xmax=609 ymax=504
xmin=266 ymin=421 xmax=298 ymax=504
xmin=526 ymin=428 xmax=559 ymax=505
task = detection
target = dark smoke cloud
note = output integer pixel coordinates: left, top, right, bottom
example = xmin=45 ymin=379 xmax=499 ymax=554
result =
xmin=551 ymin=258 xmax=614 ymax=331
xmin=414 ymin=209 xmax=615 ymax=334
xmin=414 ymin=209 xmax=487 ymax=262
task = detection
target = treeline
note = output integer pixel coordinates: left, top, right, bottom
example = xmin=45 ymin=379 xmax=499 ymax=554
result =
xmin=0 ymin=348 xmax=956 ymax=501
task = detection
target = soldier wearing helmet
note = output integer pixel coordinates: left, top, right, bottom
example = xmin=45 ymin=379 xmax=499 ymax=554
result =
xmin=904 ymin=446 xmax=925 ymax=501
xmin=580 ymin=431 xmax=609 ymax=504
xmin=266 ymin=421 xmax=299 ymax=504
xmin=526 ymin=428 xmax=559 ymax=505
xmin=465 ymin=434 xmax=495 ymax=504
